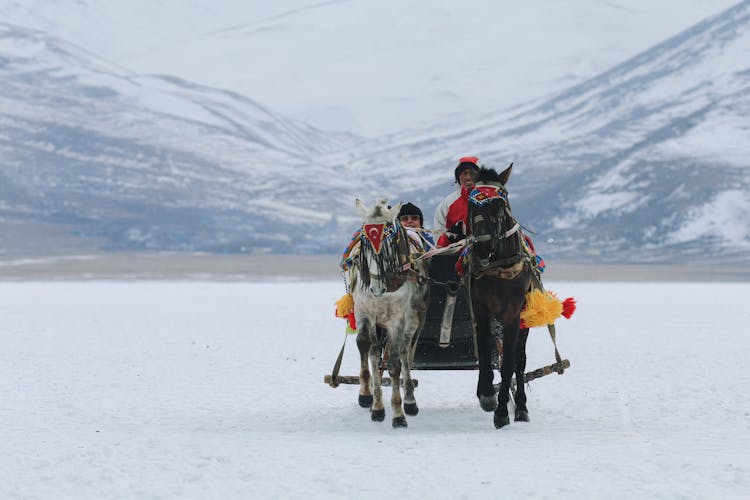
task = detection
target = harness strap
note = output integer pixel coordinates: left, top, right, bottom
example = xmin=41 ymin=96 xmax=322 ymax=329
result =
xmin=463 ymin=276 xmax=480 ymax=360
xmin=529 ymin=269 xmax=564 ymax=372
xmin=328 ymin=331 xmax=349 ymax=387
xmin=416 ymin=238 xmax=468 ymax=260
xmin=501 ymin=222 xmax=521 ymax=239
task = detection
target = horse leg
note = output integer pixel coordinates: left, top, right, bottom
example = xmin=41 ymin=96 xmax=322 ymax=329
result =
xmin=475 ymin=312 xmax=498 ymax=412
xmin=356 ymin=331 xmax=373 ymax=408
xmin=401 ymin=351 xmax=418 ymax=417
xmin=394 ymin=318 xmax=419 ymax=416
xmin=388 ymin=341 xmax=407 ymax=428
xmin=361 ymin=319 xmax=385 ymax=422
xmin=494 ymin=317 xmax=519 ymax=429
xmin=401 ymin=285 xmax=430 ymax=416
xmin=383 ymin=316 xmax=407 ymax=428
xmin=514 ymin=327 xmax=530 ymax=422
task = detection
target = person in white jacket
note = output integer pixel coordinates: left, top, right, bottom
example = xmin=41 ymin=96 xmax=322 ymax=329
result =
xmin=433 ymin=156 xmax=479 ymax=247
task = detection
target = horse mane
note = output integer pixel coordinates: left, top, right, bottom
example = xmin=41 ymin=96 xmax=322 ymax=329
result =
xmin=476 ymin=166 xmax=504 ymax=184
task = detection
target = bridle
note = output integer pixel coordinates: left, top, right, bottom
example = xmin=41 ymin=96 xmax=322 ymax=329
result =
xmin=356 ymin=220 xmax=424 ymax=292
xmin=468 ymin=183 xmax=525 ymax=271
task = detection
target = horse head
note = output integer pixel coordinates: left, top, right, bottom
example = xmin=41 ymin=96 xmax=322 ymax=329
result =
xmin=355 ymin=198 xmax=403 ymax=297
xmin=468 ymin=165 xmax=524 ymax=269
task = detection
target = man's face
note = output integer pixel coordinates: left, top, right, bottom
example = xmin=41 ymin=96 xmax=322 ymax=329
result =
xmin=458 ymin=168 xmax=476 ymax=189
xmin=399 ymin=214 xmax=421 ymax=228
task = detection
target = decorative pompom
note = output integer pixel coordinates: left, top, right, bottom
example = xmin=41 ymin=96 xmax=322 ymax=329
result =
xmin=335 ymin=293 xmax=357 ymax=334
xmin=345 ymin=311 xmax=357 ymax=333
xmin=561 ymin=297 xmax=577 ymax=319
xmin=520 ymin=289 xmax=563 ymax=328
xmin=335 ymin=293 xmax=354 ymax=318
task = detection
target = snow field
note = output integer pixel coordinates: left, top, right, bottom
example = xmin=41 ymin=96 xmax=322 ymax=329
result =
xmin=1 ymin=280 xmax=749 ymax=499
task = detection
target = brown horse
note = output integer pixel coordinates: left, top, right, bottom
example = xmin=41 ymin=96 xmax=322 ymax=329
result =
xmin=467 ymin=165 xmax=532 ymax=428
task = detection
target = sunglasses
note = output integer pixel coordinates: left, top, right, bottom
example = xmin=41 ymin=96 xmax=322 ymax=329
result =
xmin=399 ymin=215 xmax=420 ymax=222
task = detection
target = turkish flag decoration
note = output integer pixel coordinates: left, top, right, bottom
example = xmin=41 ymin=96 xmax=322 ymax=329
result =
xmin=475 ymin=185 xmax=504 ymax=200
xmin=363 ymin=224 xmax=386 ymax=254
xmin=470 ymin=185 xmax=506 ymax=207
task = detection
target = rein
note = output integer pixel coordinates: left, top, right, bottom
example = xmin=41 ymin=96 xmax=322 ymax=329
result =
xmin=471 ymin=222 xmax=520 ymax=243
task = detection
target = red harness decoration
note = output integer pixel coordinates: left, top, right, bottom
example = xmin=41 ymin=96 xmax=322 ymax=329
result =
xmin=469 ymin=185 xmax=507 ymax=207
xmin=362 ymin=223 xmax=386 ymax=254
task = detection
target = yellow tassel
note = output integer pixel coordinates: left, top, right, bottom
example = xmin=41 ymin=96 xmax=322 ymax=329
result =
xmin=521 ymin=289 xmax=563 ymax=328
xmin=335 ymin=293 xmax=354 ymax=318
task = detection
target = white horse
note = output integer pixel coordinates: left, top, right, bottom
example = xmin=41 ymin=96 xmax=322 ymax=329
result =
xmin=350 ymin=199 xmax=430 ymax=428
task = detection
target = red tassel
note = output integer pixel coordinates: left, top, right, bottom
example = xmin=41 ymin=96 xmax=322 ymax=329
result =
xmin=561 ymin=297 xmax=577 ymax=319
xmin=346 ymin=311 xmax=357 ymax=330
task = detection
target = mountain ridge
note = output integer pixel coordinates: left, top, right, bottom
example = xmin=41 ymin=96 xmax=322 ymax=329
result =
xmin=1 ymin=3 xmax=749 ymax=263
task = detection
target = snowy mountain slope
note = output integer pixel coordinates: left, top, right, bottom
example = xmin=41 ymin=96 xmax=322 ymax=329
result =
xmin=0 ymin=23 xmax=354 ymax=157
xmin=509 ymin=1 xmax=750 ymax=262
xmin=0 ymin=0 xmax=736 ymax=136
xmin=0 ymin=23 xmax=361 ymax=253
xmin=1 ymin=3 xmax=748 ymax=261
xmin=344 ymin=1 xmax=750 ymax=263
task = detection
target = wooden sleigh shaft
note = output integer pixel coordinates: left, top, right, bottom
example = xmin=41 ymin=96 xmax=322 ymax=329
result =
xmin=523 ymin=359 xmax=570 ymax=383
xmin=324 ymin=375 xmax=419 ymax=388
xmin=324 ymin=359 xmax=570 ymax=388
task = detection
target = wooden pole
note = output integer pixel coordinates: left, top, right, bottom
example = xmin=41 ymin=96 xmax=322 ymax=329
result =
xmin=324 ymin=375 xmax=419 ymax=387
xmin=325 ymin=359 xmax=569 ymax=388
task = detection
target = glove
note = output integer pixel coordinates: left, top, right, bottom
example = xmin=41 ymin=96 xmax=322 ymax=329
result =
xmin=445 ymin=221 xmax=466 ymax=242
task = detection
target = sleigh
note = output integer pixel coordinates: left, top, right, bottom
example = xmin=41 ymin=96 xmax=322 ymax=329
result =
xmin=324 ymin=253 xmax=570 ymax=389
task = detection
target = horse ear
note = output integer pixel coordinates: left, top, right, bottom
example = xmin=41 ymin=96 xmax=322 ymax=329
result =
xmin=386 ymin=202 xmax=402 ymax=222
xmin=498 ymin=162 xmax=514 ymax=185
xmin=356 ymin=198 xmax=367 ymax=217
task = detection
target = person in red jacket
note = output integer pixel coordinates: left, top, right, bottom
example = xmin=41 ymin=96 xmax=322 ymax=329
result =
xmin=434 ymin=156 xmax=480 ymax=247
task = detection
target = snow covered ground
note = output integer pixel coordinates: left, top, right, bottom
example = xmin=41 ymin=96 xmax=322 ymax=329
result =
xmin=2 ymin=279 xmax=749 ymax=499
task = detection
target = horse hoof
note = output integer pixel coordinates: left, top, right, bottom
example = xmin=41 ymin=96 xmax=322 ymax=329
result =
xmin=514 ymin=409 xmax=529 ymax=422
xmin=358 ymin=394 xmax=373 ymax=408
xmin=494 ymin=412 xmax=511 ymax=429
xmin=371 ymin=408 xmax=386 ymax=422
xmin=392 ymin=416 xmax=408 ymax=428
xmin=404 ymin=402 xmax=419 ymax=416
xmin=479 ymin=394 xmax=498 ymax=412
